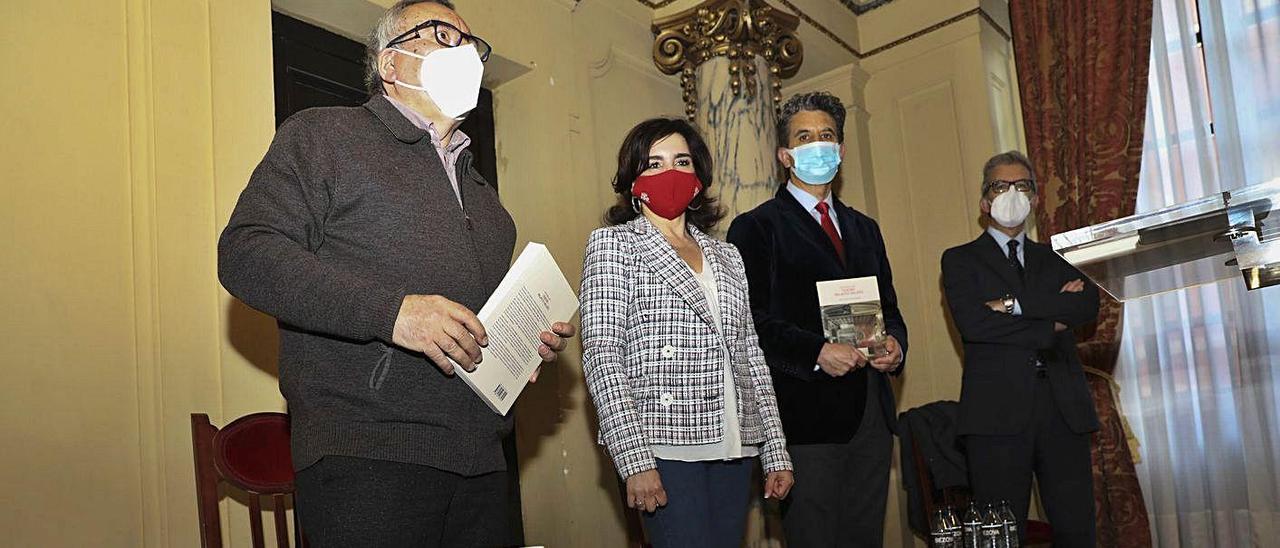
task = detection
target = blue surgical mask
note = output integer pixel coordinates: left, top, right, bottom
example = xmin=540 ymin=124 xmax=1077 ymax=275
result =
xmin=787 ymin=141 xmax=842 ymax=185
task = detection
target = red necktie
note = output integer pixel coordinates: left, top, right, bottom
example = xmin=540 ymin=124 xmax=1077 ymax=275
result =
xmin=815 ymin=202 xmax=845 ymax=264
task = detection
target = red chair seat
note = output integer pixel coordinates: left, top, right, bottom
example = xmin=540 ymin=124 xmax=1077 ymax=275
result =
xmin=192 ymin=412 xmax=304 ymax=547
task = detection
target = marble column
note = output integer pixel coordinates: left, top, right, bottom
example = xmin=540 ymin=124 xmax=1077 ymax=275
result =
xmin=653 ymin=0 xmax=803 ymax=231
xmin=650 ymin=3 xmax=803 ymax=545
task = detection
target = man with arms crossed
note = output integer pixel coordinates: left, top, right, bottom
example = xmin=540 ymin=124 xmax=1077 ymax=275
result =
xmin=942 ymin=151 xmax=1100 ymax=547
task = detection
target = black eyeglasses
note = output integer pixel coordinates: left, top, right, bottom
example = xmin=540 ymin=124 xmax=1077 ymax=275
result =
xmin=386 ymin=20 xmax=492 ymax=62
xmin=984 ymin=178 xmax=1036 ymax=195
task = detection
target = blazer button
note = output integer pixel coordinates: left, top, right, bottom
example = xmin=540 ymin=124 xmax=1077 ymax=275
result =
xmin=661 ymin=345 xmax=676 ymax=358
xmin=660 ymin=393 xmax=674 ymax=407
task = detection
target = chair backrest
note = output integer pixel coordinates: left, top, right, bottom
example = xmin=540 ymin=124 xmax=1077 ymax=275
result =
xmin=908 ymin=425 xmax=941 ymax=520
xmin=902 ymin=404 xmax=970 ymax=540
xmin=191 ymin=412 xmax=305 ymax=548
xmin=902 ymin=408 xmax=1054 ymax=546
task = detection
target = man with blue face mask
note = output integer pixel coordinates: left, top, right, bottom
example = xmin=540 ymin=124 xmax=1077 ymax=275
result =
xmin=218 ymin=1 xmax=575 ymax=545
xmin=727 ymin=92 xmax=908 ymax=546
xmin=941 ymin=151 xmax=1100 ymax=547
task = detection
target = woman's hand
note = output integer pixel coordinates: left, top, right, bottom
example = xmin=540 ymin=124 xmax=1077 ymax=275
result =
xmin=625 ymin=469 xmax=668 ymax=513
xmin=764 ymin=470 xmax=795 ymax=500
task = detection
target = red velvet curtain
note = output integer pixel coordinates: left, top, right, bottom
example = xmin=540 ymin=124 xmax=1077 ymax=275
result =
xmin=1010 ymin=1 xmax=1154 ymax=546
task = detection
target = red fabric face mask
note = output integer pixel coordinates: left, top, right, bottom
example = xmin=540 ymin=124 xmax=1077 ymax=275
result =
xmin=631 ymin=169 xmax=704 ymax=220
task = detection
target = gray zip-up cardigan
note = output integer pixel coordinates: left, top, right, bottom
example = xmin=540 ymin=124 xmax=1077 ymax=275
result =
xmin=218 ymin=95 xmax=516 ymax=475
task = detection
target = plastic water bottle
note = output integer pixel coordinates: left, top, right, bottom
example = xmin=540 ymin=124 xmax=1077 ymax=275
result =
xmin=962 ymin=502 xmax=982 ymax=548
xmin=943 ymin=505 xmax=963 ymax=545
xmin=998 ymin=500 xmax=1019 ymax=547
xmin=931 ymin=508 xmax=956 ymax=547
xmin=980 ymin=503 xmax=1003 ymax=548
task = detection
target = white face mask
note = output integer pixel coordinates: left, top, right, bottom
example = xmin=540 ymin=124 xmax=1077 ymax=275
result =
xmin=989 ymin=189 xmax=1032 ymax=228
xmin=390 ymin=43 xmax=484 ymax=119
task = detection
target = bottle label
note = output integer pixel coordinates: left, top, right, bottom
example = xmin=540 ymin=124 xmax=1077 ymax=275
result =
xmin=982 ymin=528 xmax=1000 ymax=537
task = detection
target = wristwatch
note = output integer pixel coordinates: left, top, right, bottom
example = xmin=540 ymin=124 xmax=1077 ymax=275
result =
xmin=1001 ymin=294 xmax=1015 ymax=314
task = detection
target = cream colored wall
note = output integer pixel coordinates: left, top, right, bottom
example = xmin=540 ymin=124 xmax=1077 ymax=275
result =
xmin=1 ymin=3 xmax=143 ymax=545
xmin=3 ymin=0 xmax=280 ymax=545
xmin=781 ymin=1 xmax=1022 ymax=546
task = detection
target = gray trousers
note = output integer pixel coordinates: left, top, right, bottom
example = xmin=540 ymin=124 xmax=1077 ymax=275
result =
xmin=781 ymin=377 xmax=893 ymax=547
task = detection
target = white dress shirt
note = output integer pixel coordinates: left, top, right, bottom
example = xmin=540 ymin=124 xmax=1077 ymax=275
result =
xmin=985 ymin=226 xmax=1026 ymax=315
xmin=786 ymin=182 xmax=841 ymax=237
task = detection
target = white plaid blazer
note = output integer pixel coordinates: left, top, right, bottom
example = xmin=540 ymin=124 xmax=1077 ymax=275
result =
xmin=581 ymin=216 xmax=792 ymax=479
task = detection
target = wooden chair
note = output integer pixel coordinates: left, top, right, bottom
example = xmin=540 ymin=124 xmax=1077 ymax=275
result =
xmin=191 ymin=412 xmax=305 ymax=548
xmin=906 ymin=425 xmax=1053 ymax=545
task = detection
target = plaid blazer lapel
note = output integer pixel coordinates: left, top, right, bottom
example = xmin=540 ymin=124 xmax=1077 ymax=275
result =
xmin=629 ymin=217 xmax=718 ymax=331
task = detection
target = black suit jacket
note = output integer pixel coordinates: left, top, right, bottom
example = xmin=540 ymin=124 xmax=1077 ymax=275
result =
xmin=727 ymin=186 xmax=908 ymax=444
xmin=941 ymin=232 xmax=1101 ymax=436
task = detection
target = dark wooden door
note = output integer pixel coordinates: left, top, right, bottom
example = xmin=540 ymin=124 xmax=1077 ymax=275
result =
xmin=272 ymin=12 xmax=499 ymax=191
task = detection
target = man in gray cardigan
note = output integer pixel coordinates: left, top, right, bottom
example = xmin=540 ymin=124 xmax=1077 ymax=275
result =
xmin=218 ymin=1 xmax=574 ymax=545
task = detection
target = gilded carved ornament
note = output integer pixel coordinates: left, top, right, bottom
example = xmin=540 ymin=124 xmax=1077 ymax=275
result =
xmin=652 ymin=0 xmax=803 ymax=119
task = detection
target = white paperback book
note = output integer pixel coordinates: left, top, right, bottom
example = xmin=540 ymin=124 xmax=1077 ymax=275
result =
xmin=816 ymin=276 xmax=886 ymax=358
xmin=455 ymin=242 xmax=580 ymax=415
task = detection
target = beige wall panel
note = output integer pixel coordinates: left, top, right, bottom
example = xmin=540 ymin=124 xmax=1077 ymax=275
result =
xmin=980 ymin=21 xmax=1026 ymax=156
xmin=865 ymin=22 xmax=1003 ymax=410
xmin=210 ymin=2 xmax=287 ymax=546
xmin=858 ymin=0 xmax=979 ymax=51
xmin=0 ymin=2 xmax=144 ymax=546
xmin=138 ymin=2 xmax=234 ymax=544
xmin=212 ymin=0 xmax=280 ymax=422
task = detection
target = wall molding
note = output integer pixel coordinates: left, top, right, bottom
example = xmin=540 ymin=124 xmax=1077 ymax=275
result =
xmin=589 ymin=46 xmax=682 ymax=92
xmin=774 ymin=0 xmax=861 ymax=57
xmin=125 ymin=0 xmax=169 ymax=545
xmin=860 ymin=7 xmax=1010 ymax=59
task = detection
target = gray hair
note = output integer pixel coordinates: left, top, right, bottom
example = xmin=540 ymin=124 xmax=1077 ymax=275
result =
xmin=980 ymin=150 xmax=1037 ymax=197
xmin=364 ymin=0 xmax=457 ymax=95
xmin=776 ymin=92 xmax=847 ymax=146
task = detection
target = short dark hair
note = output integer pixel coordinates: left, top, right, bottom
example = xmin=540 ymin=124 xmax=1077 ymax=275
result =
xmin=776 ymin=91 xmax=847 ymax=146
xmin=980 ymin=150 xmax=1037 ymax=197
xmin=605 ymin=118 xmax=724 ymax=233
xmin=365 ymin=0 xmax=458 ymax=96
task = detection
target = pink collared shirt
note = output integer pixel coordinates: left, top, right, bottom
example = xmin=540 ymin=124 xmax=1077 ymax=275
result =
xmin=385 ymin=95 xmax=471 ymax=206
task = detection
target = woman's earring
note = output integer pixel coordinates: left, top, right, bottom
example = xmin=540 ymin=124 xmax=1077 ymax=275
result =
xmin=687 ymin=194 xmax=704 ymax=211
xmin=631 ymin=197 xmax=643 ymax=213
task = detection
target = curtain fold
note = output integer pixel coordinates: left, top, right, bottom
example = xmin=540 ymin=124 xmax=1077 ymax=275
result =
xmin=1119 ymin=0 xmax=1280 ymax=545
xmin=1009 ymin=1 xmax=1155 ymax=546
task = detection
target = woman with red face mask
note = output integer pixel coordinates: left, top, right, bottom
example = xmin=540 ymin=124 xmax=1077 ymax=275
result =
xmin=580 ymin=118 xmax=795 ymax=547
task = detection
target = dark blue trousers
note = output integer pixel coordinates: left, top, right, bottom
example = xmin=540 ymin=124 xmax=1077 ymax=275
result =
xmin=641 ymin=458 xmax=755 ymax=548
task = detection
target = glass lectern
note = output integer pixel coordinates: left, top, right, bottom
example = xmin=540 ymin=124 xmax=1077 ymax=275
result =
xmin=1050 ymin=180 xmax=1280 ymax=301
